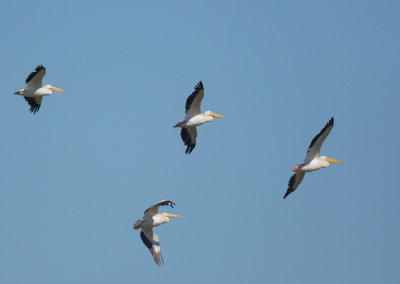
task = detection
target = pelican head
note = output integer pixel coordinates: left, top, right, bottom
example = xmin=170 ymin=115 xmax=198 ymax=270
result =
xmin=204 ymin=110 xmax=226 ymax=119
xmin=44 ymin=85 xmax=67 ymax=94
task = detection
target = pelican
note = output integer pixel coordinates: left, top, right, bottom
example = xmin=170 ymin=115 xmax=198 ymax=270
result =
xmin=14 ymin=65 xmax=67 ymax=113
xmin=174 ymin=81 xmax=226 ymax=154
xmin=284 ymin=117 xmax=343 ymax=199
xmin=133 ymin=200 xmax=182 ymax=266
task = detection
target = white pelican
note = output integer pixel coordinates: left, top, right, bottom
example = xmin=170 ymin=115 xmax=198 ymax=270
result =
xmin=14 ymin=65 xmax=67 ymax=113
xmin=284 ymin=117 xmax=343 ymax=199
xmin=174 ymin=81 xmax=226 ymax=154
xmin=133 ymin=200 xmax=182 ymax=266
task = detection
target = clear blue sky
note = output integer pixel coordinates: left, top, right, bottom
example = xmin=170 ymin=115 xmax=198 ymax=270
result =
xmin=1 ymin=1 xmax=399 ymax=283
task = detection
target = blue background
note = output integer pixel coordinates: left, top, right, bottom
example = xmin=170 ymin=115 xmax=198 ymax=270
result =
xmin=1 ymin=1 xmax=399 ymax=283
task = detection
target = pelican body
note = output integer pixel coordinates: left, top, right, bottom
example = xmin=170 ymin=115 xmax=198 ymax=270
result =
xmin=14 ymin=65 xmax=67 ymax=113
xmin=133 ymin=200 xmax=182 ymax=266
xmin=284 ymin=117 xmax=343 ymax=199
xmin=297 ymin=155 xmax=332 ymax=172
xmin=184 ymin=110 xmax=216 ymax=127
xmin=174 ymin=81 xmax=225 ymax=154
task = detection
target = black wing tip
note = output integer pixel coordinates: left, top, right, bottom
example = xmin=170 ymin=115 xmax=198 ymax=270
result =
xmin=185 ymin=81 xmax=204 ymax=111
xmin=185 ymin=144 xmax=195 ymax=154
xmin=324 ymin=117 xmax=334 ymax=128
xmin=283 ymin=190 xmax=292 ymax=199
xmin=35 ymin=64 xmax=46 ymax=71
xmin=144 ymin=200 xmax=175 ymax=213
xmin=164 ymin=200 xmax=176 ymax=208
xmin=194 ymin=81 xmax=204 ymax=91
xmin=147 ymin=200 xmax=175 ymax=210
xmin=307 ymin=117 xmax=335 ymax=151
xmin=283 ymin=188 xmax=295 ymax=199
xmin=26 ymin=65 xmax=46 ymax=83
xmin=180 ymin=128 xmax=196 ymax=154
xmin=283 ymin=174 xmax=297 ymax=199
xmin=29 ymin=105 xmax=40 ymax=114
xmin=24 ymin=97 xmax=41 ymax=114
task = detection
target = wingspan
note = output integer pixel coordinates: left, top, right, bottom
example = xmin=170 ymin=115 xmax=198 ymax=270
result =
xmin=24 ymin=97 xmax=42 ymax=114
xmin=26 ymin=65 xmax=46 ymax=88
xmin=185 ymin=81 xmax=204 ymax=117
xmin=144 ymin=200 xmax=176 ymax=216
xmin=180 ymin=127 xmax=197 ymax=154
xmin=140 ymin=228 xmax=164 ymax=266
xmin=306 ymin=117 xmax=334 ymax=161
xmin=283 ymin=171 xmax=305 ymax=199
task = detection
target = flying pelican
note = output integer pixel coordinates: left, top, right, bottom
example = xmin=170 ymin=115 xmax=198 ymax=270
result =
xmin=14 ymin=65 xmax=67 ymax=113
xmin=174 ymin=81 xmax=226 ymax=154
xmin=133 ymin=200 xmax=182 ymax=266
xmin=284 ymin=117 xmax=343 ymax=199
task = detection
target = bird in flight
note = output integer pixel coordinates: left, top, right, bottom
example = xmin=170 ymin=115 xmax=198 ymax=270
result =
xmin=284 ymin=117 xmax=343 ymax=199
xmin=174 ymin=81 xmax=226 ymax=154
xmin=133 ymin=200 xmax=182 ymax=266
xmin=14 ymin=65 xmax=67 ymax=113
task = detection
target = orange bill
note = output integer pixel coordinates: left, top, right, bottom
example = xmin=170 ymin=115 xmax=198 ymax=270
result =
xmin=165 ymin=213 xmax=183 ymax=218
xmin=50 ymin=86 xmax=67 ymax=93
xmin=209 ymin=112 xmax=226 ymax=118
xmin=325 ymin=157 xmax=343 ymax=164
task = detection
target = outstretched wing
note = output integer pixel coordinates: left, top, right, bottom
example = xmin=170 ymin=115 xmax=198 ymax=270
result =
xmin=26 ymin=65 xmax=46 ymax=88
xmin=144 ymin=200 xmax=176 ymax=217
xmin=283 ymin=171 xmax=305 ymax=199
xmin=306 ymin=117 xmax=334 ymax=161
xmin=140 ymin=228 xmax=164 ymax=266
xmin=180 ymin=127 xmax=197 ymax=154
xmin=24 ymin=97 xmax=42 ymax=114
xmin=185 ymin=81 xmax=204 ymax=117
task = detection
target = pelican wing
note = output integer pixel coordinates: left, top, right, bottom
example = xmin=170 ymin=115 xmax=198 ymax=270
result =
xmin=283 ymin=171 xmax=305 ymax=199
xmin=181 ymin=127 xmax=197 ymax=154
xmin=144 ymin=200 xmax=176 ymax=217
xmin=25 ymin=65 xmax=46 ymax=88
xmin=185 ymin=81 xmax=204 ymax=117
xmin=140 ymin=228 xmax=164 ymax=266
xmin=306 ymin=117 xmax=334 ymax=161
xmin=24 ymin=97 xmax=42 ymax=114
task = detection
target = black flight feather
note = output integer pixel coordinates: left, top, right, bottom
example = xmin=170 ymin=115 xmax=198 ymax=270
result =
xmin=185 ymin=81 xmax=203 ymax=111
xmin=144 ymin=200 xmax=176 ymax=214
xmin=140 ymin=231 xmax=153 ymax=250
xmin=283 ymin=174 xmax=297 ymax=199
xmin=307 ymin=117 xmax=334 ymax=153
xmin=181 ymin=128 xmax=195 ymax=154
xmin=24 ymin=97 xmax=41 ymax=114
xmin=25 ymin=65 xmax=46 ymax=84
